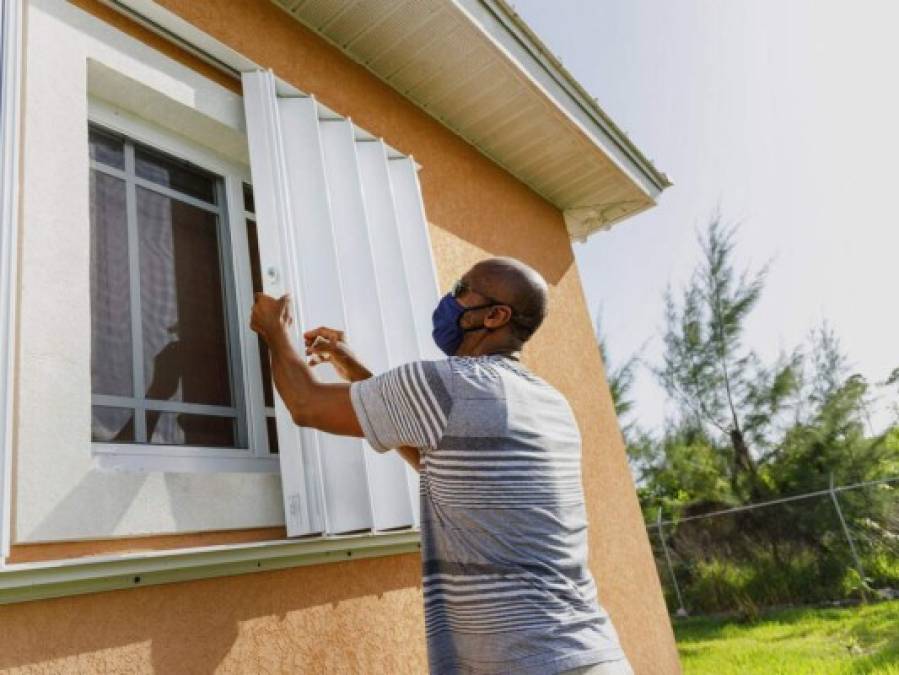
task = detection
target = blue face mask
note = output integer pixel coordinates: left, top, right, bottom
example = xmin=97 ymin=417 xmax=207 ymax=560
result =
xmin=431 ymin=293 xmax=495 ymax=356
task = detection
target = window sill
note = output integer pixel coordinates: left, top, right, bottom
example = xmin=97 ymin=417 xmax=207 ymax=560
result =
xmin=93 ymin=444 xmax=280 ymax=474
xmin=0 ymin=529 xmax=421 ymax=605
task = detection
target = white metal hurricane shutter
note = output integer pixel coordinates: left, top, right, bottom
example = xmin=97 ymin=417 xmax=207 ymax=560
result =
xmin=242 ymin=70 xmax=441 ymax=537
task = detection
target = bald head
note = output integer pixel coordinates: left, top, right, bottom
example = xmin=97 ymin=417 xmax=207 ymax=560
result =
xmin=465 ymin=257 xmax=549 ymax=343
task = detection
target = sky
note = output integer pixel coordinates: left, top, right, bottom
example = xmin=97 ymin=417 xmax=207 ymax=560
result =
xmin=511 ymin=0 xmax=899 ymax=435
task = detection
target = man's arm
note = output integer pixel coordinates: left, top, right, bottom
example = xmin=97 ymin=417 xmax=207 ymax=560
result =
xmin=266 ymin=328 xmax=364 ymax=437
xmin=304 ymin=325 xmax=422 ymax=472
xmin=252 ymin=295 xmax=436 ymax=468
xmin=252 ymin=294 xmax=363 ymax=438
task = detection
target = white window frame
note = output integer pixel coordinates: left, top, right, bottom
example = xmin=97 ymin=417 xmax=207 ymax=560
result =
xmin=87 ymin=99 xmax=279 ymax=475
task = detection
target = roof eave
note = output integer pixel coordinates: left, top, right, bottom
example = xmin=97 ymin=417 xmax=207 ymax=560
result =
xmin=457 ymin=0 xmax=672 ymax=198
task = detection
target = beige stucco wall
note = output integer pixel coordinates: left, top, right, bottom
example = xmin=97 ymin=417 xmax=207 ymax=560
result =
xmin=0 ymin=0 xmax=680 ymax=673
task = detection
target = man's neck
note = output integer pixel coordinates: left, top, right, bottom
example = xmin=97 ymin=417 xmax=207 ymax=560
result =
xmin=458 ymin=338 xmax=521 ymax=360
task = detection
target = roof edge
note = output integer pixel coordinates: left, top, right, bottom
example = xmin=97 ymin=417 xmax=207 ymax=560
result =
xmin=458 ymin=0 xmax=672 ymax=196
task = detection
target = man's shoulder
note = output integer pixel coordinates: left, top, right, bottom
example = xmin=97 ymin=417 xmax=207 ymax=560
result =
xmin=440 ymin=356 xmax=515 ymax=400
xmin=424 ymin=356 xmax=565 ymax=405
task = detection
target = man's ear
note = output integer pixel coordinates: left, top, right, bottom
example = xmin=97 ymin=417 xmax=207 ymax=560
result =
xmin=484 ymin=305 xmax=514 ymax=329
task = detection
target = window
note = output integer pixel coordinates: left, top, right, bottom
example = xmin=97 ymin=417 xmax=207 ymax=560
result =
xmin=88 ymin=125 xmax=276 ymax=455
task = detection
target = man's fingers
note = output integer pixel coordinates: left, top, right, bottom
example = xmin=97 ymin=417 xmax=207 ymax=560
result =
xmin=303 ymin=326 xmax=343 ymax=339
xmin=303 ymin=326 xmax=345 ymax=346
xmin=307 ymin=337 xmax=333 ymax=367
xmin=305 ymin=335 xmax=333 ymax=356
xmin=276 ymin=294 xmax=293 ymax=322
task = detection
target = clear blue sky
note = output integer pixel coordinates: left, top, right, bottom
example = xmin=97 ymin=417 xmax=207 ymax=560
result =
xmin=512 ymin=0 xmax=899 ymax=435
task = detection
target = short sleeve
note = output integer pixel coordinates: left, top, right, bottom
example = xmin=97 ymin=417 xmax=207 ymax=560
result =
xmin=350 ymin=360 xmax=453 ymax=452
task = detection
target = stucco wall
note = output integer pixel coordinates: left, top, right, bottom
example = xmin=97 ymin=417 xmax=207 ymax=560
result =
xmin=0 ymin=0 xmax=680 ymax=673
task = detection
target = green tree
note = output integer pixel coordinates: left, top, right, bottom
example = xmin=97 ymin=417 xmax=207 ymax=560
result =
xmin=624 ymin=213 xmax=899 ymax=610
xmin=767 ymin=326 xmax=897 ymax=523
xmin=634 ymin=420 xmax=734 ymax=517
xmin=654 ymin=216 xmax=800 ymax=499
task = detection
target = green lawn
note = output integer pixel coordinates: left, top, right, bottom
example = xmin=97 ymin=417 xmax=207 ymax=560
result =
xmin=674 ymin=600 xmax=899 ymax=674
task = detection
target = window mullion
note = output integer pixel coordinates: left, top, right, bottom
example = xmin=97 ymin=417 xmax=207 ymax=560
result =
xmin=92 ymin=393 xmax=238 ymax=417
xmin=131 ymin=175 xmax=220 ymax=214
xmin=90 ymin=162 xmax=222 ymax=215
xmin=123 ymin=140 xmax=147 ymax=443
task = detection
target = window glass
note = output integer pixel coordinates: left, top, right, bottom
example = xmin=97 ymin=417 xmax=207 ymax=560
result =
xmin=147 ymin=412 xmax=236 ymax=447
xmin=137 ymin=189 xmax=233 ymax=407
xmin=90 ymin=172 xmax=133 ymax=397
xmin=88 ymin=128 xmax=125 ymax=170
xmin=91 ymin=407 xmax=135 ymax=442
xmin=244 ymin=216 xmax=274 ymax=408
xmin=242 ymin=182 xmax=255 ymax=215
xmin=135 ymin=146 xmax=217 ymax=204
xmin=266 ymin=416 xmax=279 ymax=454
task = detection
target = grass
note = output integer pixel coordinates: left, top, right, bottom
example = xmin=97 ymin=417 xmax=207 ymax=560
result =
xmin=674 ymin=600 xmax=899 ymax=674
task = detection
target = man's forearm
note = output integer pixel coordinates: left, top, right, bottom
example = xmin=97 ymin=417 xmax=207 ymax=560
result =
xmin=266 ymin=328 xmax=317 ymax=423
xmin=265 ymin=328 xmax=364 ymax=437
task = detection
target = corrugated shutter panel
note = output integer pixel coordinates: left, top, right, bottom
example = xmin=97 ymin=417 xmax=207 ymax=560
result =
xmin=242 ymin=70 xmax=439 ymax=536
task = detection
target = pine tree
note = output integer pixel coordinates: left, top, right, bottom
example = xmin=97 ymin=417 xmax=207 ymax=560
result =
xmin=654 ymin=215 xmax=797 ymax=499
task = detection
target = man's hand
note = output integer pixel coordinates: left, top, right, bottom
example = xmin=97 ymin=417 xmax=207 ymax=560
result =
xmin=304 ymin=327 xmax=372 ymax=383
xmin=251 ymin=293 xmax=293 ymax=342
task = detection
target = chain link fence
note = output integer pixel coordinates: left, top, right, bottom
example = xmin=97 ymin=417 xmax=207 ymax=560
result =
xmin=644 ymin=475 xmax=899 ymax=617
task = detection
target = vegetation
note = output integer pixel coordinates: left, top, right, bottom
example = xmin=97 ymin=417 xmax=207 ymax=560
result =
xmin=675 ymin=600 xmax=899 ymax=674
xmin=598 ymin=215 xmax=899 ymax=613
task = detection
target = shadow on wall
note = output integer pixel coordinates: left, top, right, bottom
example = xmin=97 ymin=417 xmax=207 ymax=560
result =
xmin=22 ymin=471 xmax=150 ymax=543
xmin=21 ymin=467 xmax=283 ymax=545
xmin=0 ymin=553 xmax=424 ymax=673
xmin=420 ymin=160 xmax=576 ymax=290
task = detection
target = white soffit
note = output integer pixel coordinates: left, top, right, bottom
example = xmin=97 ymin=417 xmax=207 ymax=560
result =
xmin=272 ymin=0 xmax=672 ymax=239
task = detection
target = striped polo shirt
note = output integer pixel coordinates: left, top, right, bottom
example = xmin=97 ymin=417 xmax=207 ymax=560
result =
xmin=350 ymin=355 xmax=626 ymax=674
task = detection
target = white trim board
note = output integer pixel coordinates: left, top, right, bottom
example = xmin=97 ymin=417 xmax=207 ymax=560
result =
xmin=0 ymin=0 xmax=24 ymax=566
xmin=0 ymin=529 xmax=421 ymax=605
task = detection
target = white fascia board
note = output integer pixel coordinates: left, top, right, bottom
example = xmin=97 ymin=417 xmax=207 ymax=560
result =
xmin=0 ymin=0 xmax=24 ymax=567
xmin=0 ymin=530 xmax=420 ymax=605
xmin=454 ymin=0 xmax=672 ymax=199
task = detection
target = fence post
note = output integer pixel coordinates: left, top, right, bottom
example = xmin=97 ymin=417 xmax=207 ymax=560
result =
xmin=656 ymin=509 xmax=688 ymax=617
xmin=828 ymin=473 xmax=868 ymax=599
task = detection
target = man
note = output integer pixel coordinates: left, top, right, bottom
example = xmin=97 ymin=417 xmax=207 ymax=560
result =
xmin=250 ymin=257 xmax=632 ymax=675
